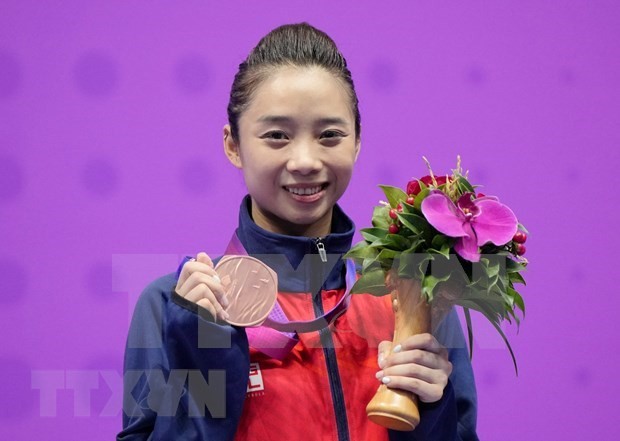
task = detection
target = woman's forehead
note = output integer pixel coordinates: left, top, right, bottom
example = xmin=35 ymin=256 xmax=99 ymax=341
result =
xmin=242 ymin=66 xmax=355 ymax=124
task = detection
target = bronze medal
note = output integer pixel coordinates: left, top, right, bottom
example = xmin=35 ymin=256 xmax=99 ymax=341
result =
xmin=214 ymin=255 xmax=278 ymax=327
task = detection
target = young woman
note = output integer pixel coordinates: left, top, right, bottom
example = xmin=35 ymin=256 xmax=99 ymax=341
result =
xmin=118 ymin=23 xmax=479 ymax=441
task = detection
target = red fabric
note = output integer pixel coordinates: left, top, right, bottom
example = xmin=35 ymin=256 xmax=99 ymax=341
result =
xmin=234 ymin=289 xmax=395 ymax=440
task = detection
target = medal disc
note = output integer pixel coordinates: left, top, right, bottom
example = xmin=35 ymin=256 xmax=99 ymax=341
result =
xmin=214 ymin=255 xmax=278 ymax=327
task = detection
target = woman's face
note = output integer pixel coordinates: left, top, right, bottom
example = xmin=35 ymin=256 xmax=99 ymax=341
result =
xmin=224 ymin=66 xmax=360 ymax=237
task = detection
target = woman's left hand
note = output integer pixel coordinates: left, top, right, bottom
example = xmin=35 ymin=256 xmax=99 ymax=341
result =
xmin=376 ymin=333 xmax=452 ymax=403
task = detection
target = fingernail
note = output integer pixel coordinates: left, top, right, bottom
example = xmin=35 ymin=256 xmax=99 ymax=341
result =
xmin=393 ymin=344 xmax=402 ymax=353
xmin=213 ymin=275 xmax=221 ymax=283
xmin=375 ymin=370 xmax=384 ymax=379
xmin=221 ymin=296 xmax=229 ymax=307
xmin=222 ymin=310 xmax=230 ymax=320
xmin=381 ymin=376 xmax=391 ymax=384
xmin=378 ymin=358 xmax=386 ymax=369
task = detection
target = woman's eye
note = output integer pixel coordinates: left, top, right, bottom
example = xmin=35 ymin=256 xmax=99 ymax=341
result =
xmin=321 ymin=130 xmax=342 ymax=139
xmin=262 ymin=131 xmax=288 ymax=141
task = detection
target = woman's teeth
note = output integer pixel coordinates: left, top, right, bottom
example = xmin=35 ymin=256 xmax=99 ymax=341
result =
xmin=286 ymin=186 xmax=323 ymax=195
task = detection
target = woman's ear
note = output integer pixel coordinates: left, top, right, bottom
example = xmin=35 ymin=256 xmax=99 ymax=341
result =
xmin=354 ymin=136 xmax=361 ymax=162
xmin=223 ymin=125 xmax=242 ymax=169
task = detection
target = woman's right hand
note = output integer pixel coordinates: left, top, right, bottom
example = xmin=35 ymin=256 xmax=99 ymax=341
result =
xmin=175 ymin=252 xmax=230 ymax=321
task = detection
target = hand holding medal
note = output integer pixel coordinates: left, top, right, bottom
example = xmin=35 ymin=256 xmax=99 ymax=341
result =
xmin=175 ymin=252 xmax=278 ymax=327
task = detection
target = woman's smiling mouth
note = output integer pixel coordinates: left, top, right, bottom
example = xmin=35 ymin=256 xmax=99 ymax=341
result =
xmin=283 ymin=184 xmax=328 ymax=201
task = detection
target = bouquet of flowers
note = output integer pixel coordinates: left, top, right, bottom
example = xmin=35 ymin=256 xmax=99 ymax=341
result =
xmin=345 ymin=157 xmax=528 ymax=430
xmin=345 ymin=156 xmax=528 ymax=369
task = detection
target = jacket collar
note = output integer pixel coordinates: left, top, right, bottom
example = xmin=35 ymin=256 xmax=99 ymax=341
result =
xmin=235 ymin=195 xmax=355 ymax=292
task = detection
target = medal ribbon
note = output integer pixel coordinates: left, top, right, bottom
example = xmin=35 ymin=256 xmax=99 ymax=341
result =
xmin=225 ymin=232 xmax=356 ymax=359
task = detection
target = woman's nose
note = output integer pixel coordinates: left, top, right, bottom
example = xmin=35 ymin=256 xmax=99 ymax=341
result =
xmin=286 ymin=142 xmax=322 ymax=175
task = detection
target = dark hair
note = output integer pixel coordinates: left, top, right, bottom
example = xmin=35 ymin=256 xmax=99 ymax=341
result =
xmin=227 ymin=22 xmax=361 ymax=143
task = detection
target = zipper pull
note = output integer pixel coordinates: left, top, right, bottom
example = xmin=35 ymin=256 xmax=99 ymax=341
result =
xmin=315 ymin=238 xmax=327 ymax=263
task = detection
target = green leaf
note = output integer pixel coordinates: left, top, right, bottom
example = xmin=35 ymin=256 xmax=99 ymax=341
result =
xmin=455 ymin=176 xmax=475 ymax=193
xmin=360 ymin=227 xmax=388 ymax=243
xmin=481 ymin=258 xmax=501 ymax=278
xmin=463 ymin=307 xmax=474 ymax=360
xmin=456 ymin=298 xmax=519 ymax=375
xmin=362 ymin=256 xmax=380 ymax=272
xmin=396 ymin=212 xmax=428 ymax=235
xmin=402 ymin=238 xmax=426 ymax=254
xmin=486 ymin=315 xmax=519 ymax=376
xmin=428 ymin=242 xmax=451 ymax=258
xmin=498 ymin=285 xmax=515 ymax=308
xmin=379 ymin=185 xmax=408 ymax=208
xmin=431 ymin=234 xmax=451 ymax=249
xmin=371 ymin=205 xmax=390 ymax=229
xmin=506 ymin=258 xmax=526 ymax=273
xmin=376 ymin=248 xmax=399 ymax=261
xmin=413 ymin=188 xmax=430 ymax=210
xmin=350 ymin=269 xmax=390 ymax=296
xmin=509 ymin=272 xmax=527 ymax=285
xmin=343 ymin=242 xmax=378 ymax=261
xmin=421 ymin=273 xmax=450 ymax=301
xmin=398 ymin=253 xmax=432 ymax=279
xmin=370 ymin=234 xmax=411 ymax=251
xmin=517 ymin=223 xmax=529 ymax=234
xmin=511 ymin=287 xmax=526 ymax=316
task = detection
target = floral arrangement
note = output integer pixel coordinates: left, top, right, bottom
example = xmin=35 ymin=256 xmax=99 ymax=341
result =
xmin=345 ymin=157 xmax=528 ymax=372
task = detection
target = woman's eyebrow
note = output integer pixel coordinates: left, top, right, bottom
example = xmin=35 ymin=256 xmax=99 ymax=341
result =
xmin=256 ymin=115 xmax=348 ymax=126
xmin=316 ymin=117 xmax=348 ymax=127
xmin=256 ymin=115 xmax=292 ymax=124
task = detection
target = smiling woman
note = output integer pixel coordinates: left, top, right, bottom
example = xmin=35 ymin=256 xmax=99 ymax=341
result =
xmin=224 ymin=65 xmax=360 ymax=237
xmin=118 ymin=23 xmax=479 ymax=441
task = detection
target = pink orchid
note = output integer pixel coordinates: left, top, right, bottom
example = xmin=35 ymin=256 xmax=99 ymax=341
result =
xmin=421 ymin=191 xmax=518 ymax=262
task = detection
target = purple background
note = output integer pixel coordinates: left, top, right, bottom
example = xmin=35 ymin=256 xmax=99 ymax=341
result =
xmin=1 ymin=0 xmax=619 ymax=439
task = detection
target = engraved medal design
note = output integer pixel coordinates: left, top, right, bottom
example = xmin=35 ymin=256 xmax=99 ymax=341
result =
xmin=214 ymin=255 xmax=278 ymax=327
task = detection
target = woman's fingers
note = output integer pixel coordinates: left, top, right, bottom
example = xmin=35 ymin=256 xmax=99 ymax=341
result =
xmin=177 ymin=259 xmax=218 ymax=288
xmin=377 ymin=340 xmax=392 ymax=368
xmin=398 ymin=333 xmax=448 ymax=355
xmin=382 ymin=348 xmax=452 ymax=372
xmin=179 ymin=271 xmax=227 ymax=304
xmin=376 ymin=355 xmax=452 ymax=403
xmin=376 ymin=333 xmax=453 ymax=403
xmin=377 ymin=370 xmax=448 ymax=403
xmin=196 ymin=252 xmax=213 ymax=267
xmin=184 ymin=284 xmax=229 ymax=321
xmin=175 ymin=252 xmax=229 ymax=321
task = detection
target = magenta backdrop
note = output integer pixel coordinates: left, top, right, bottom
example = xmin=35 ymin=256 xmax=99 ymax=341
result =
xmin=2 ymin=1 xmax=619 ymax=439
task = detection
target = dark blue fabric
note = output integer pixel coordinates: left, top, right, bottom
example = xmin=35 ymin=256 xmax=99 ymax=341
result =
xmin=117 ymin=274 xmax=249 ymax=441
xmin=117 ymin=195 xmax=479 ymax=440
xmin=236 ymin=195 xmax=354 ymax=292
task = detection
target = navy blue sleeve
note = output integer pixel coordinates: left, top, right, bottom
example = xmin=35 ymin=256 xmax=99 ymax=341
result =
xmin=389 ymin=308 xmax=479 ymax=441
xmin=116 ymin=273 xmax=250 ymax=441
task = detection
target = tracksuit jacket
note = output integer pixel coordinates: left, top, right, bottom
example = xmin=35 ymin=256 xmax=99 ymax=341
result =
xmin=117 ymin=196 xmax=479 ymax=440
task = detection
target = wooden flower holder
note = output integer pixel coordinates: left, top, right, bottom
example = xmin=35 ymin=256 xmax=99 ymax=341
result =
xmin=366 ymin=276 xmax=431 ymax=431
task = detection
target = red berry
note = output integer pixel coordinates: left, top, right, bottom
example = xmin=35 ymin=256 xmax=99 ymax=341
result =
xmin=388 ymin=224 xmax=399 ymax=234
xmin=396 ymin=203 xmax=403 ymax=212
xmin=406 ymin=196 xmax=415 ymax=205
xmin=515 ymin=243 xmax=526 ymax=256
xmin=389 ymin=209 xmax=398 ymax=220
xmin=513 ymin=231 xmax=527 ymax=243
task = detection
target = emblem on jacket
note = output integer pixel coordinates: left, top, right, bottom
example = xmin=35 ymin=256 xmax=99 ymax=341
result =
xmin=247 ymin=362 xmax=265 ymax=396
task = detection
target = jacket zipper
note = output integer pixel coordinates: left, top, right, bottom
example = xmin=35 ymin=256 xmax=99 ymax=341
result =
xmin=315 ymin=237 xmax=328 ymax=263
xmin=313 ymin=238 xmax=350 ymax=441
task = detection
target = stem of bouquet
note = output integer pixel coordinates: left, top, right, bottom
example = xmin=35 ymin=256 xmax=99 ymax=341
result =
xmin=366 ymin=273 xmax=431 ymax=431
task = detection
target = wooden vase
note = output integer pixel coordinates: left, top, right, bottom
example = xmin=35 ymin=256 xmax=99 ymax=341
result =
xmin=366 ymin=276 xmax=431 ymax=431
